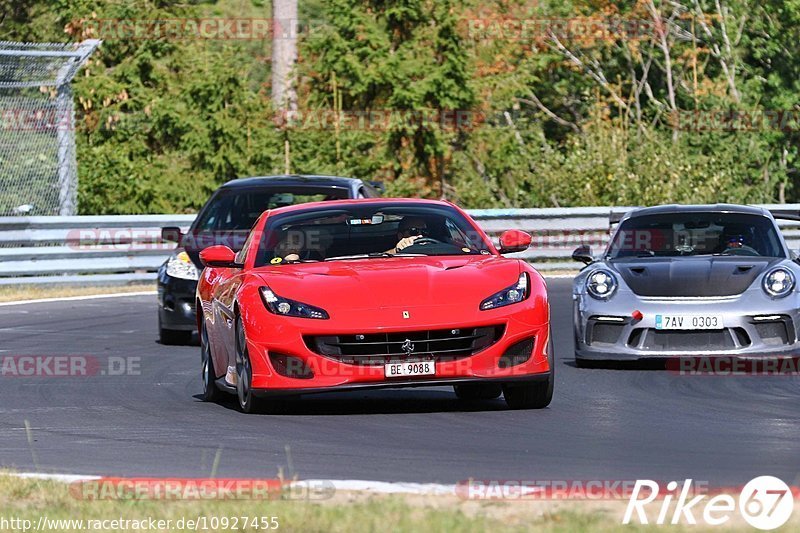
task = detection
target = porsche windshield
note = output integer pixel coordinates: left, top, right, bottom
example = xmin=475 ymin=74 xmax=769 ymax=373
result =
xmin=255 ymin=204 xmax=491 ymax=265
xmin=607 ymin=212 xmax=785 ymax=259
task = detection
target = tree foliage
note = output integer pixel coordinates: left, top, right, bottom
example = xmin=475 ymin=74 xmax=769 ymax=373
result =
xmin=1 ymin=0 xmax=799 ymax=213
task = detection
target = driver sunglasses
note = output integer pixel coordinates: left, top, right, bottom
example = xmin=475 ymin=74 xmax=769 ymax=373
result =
xmin=405 ymin=227 xmax=428 ymax=237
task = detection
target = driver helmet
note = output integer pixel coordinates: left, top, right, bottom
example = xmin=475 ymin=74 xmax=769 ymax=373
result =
xmin=720 ymin=225 xmax=750 ymax=249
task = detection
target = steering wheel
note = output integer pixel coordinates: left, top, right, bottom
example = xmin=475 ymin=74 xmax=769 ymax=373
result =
xmin=409 ymin=237 xmax=442 ymax=246
xmin=721 ymin=245 xmax=760 ymax=256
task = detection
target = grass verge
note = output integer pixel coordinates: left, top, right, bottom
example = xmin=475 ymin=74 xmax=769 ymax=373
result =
xmin=0 ymin=283 xmax=155 ymax=303
xmin=0 ymin=474 xmax=790 ymax=532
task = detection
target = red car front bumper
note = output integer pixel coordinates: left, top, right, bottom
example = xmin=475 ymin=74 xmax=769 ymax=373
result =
xmin=242 ymin=306 xmax=551 ymax=394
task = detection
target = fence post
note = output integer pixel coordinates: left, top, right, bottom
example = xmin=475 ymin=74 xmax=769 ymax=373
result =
xmin=0 ymin=39 xmax=101 ymax=216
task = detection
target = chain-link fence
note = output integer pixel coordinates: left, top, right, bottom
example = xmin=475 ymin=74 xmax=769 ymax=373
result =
xmin=0 ymin=40 xmax=100 ymax=216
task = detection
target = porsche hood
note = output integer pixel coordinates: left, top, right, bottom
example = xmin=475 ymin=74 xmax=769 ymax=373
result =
xmin=611 ymin=256 xmax=779 ymax=297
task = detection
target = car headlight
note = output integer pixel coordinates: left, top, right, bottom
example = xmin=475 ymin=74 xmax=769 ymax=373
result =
xmin=586 ymin=269 xmax=617 ymax=300
xmin=259 ymin=287 xmax=329 ymax=319
xmin=480 ymin=273 xmax=530 ymax=311
xmin=762 ymin=267 xmax=795 ymax=298
xmin=165 ymin=250 xmax=199 ymax=280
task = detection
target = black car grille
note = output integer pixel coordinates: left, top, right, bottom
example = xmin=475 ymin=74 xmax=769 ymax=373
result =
xmin=588 ymin=323 xmax=625 ymax=346
xmin=305 ymin=326 xmax=504 ymax=365
xmin=630 ymin=328 xmax=751 ymax=351
xmin=752 ymin=316 xmax=794 ymax=346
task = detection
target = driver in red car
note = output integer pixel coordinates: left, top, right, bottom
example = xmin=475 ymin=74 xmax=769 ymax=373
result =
xmin=389 ymin=216 xmax=429 ymax=254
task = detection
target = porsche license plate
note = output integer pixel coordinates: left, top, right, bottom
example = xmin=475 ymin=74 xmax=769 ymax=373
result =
xmin=655 ymin=314 xmax=724 ymax=330
xmin=385 ymin=361 xmax=435 ymax=378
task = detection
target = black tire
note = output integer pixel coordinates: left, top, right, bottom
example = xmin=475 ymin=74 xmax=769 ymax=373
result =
xmin=159 ymin=317 xmax=192 ymax=345
xmin=502 ymin=335 xmax=554 ymax=409
xmin=235 ymin=315 xmax=261 ymax=414
xmin=200 ymin=322 xmax=219 ymax=402
xmin=159 ymin=328 xmax=191 ymax=345
xmin=454 ymin=383 xmax=502 ymax=401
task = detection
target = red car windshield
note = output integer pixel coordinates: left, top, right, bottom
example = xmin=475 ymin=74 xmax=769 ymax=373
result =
xmin=254 ymin=204 xmax=492 ymax=265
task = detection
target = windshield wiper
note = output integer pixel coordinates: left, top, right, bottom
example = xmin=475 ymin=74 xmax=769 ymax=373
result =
xmin=325 ymin=252 xmax=426 ymax=261
xmin=325 ymin=253 xmax=389 ymax=261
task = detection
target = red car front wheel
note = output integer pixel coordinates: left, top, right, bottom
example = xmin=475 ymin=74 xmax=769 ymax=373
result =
xmin=235 ymin=315 xmax=261 ymax=413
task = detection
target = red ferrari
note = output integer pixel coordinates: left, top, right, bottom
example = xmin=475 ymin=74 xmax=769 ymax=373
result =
xmin=196 ymin=198 xmax=552 ymax=412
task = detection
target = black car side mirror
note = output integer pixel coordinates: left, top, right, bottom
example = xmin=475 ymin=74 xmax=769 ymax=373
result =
xmin=572 ymin=245 xmax=593 ymax=265
xmin=161 ymin=226 xmax=183 ymax=244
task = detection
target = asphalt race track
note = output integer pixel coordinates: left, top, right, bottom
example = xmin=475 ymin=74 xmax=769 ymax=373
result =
xmin=1 ymin=278 xmax=799 ymax=486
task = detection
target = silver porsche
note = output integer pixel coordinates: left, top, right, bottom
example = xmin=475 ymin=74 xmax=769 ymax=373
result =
xmin=572 ymin=204 xmax=800 ymax=365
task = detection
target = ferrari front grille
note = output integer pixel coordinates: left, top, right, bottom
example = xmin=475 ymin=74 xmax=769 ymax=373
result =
xmin=304 ymin=325 xmax=504 ymax=365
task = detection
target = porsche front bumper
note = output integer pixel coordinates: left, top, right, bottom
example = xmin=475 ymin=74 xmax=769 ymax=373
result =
xmin=574 ymin=287 xmax=800 ymax=361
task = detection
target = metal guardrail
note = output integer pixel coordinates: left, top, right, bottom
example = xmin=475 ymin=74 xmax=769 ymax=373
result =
xmin=0 ymin=215 xmax=195 ymax=285
xmin=2 ymin=205 xmax=800 ymax=284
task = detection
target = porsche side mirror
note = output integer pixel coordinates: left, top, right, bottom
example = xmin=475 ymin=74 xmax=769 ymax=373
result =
xmin=572 ymin=245 xmax=594 ymax=265
xmin=499 ymin=230 xmax=532 ymax=254
xmin=161 ymin=226 xmax=183 ymax=244
xmin=200 ymin=245 xmax=241 ymax=268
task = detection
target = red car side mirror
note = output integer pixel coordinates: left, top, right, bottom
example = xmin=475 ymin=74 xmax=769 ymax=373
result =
xmin=499 ymin=230 xmax=532 ymax=254
xmin=200 ymin=245 xmax=240 ymax=268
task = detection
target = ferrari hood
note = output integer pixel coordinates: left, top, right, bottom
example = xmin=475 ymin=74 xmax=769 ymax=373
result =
xmin=253 ymin=256 xmax=522 ymax=311
xmin=611 ymin=256 xmax=780 ymax=297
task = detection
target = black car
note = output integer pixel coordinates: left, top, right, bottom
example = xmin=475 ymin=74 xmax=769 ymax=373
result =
xmin=157 ymin=174 xmax=382 ymax=344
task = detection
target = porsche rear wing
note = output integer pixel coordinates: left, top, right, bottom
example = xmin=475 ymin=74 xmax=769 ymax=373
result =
xmin=609 ymin=206 xmax=800 ymax=224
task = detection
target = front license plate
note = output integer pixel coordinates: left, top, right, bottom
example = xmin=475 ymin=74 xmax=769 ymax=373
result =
xmin=384 ymin=361 xmax=435 ymax=378
xmin=655 ymin=314 xmax=724 ymax=330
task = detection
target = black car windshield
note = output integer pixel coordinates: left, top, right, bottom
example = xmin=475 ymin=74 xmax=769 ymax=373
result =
xmin=194 ymin=186 xmax=351 ymax=232
xmin=607 ymin=212 xmax=785 ymax=259
xmin=255 ymin=203 xmax=492 ymax=266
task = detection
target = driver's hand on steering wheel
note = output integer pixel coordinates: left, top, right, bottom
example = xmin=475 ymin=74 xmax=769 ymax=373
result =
xmin=395 ymin=235 xmax=421 ymax=252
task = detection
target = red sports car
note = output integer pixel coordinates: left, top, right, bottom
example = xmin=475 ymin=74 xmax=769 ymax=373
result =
xmin=196 ymin=198 xmax=552 ymax=412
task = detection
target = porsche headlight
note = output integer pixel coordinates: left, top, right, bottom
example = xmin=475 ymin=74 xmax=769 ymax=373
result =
xmin=480 ymin=273 xmax=530 ymax=311
xmin=762 ymin=268 xmax=795 ymax=298
xmin=586 ymin=269 xmax=617 ymax=300
xmin=259 ymin=287 xmax=329 ymax=319
xmin=165 ymin=250 xmax=199 ymax=280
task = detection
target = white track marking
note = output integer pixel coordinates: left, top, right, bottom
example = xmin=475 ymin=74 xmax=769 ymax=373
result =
xmin=10 ymin=473 xmax=457 ymax=495
xmin=14 ymin=473 xmax=101 ymax=482
xmin=297 ymin=479 xmax=457 ymax=495
xmin=0 ymin=291 xmax=156 ymax=307
xmin=0 ymin=276 xmax=569 ymax=308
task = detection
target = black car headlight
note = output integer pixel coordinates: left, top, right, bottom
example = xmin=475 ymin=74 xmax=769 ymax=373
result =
xmin=165 ymin=250 xmax=199 ymax=281
xmin=480 ymin=273 xmax=530 ymax=311
xmin=762 ymin=268 xmax=795 ymax=298
xmin=259 ymin=287 xmax=329 ymax=319
xmin=586 ymin=269 xmax=617 ymax=300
